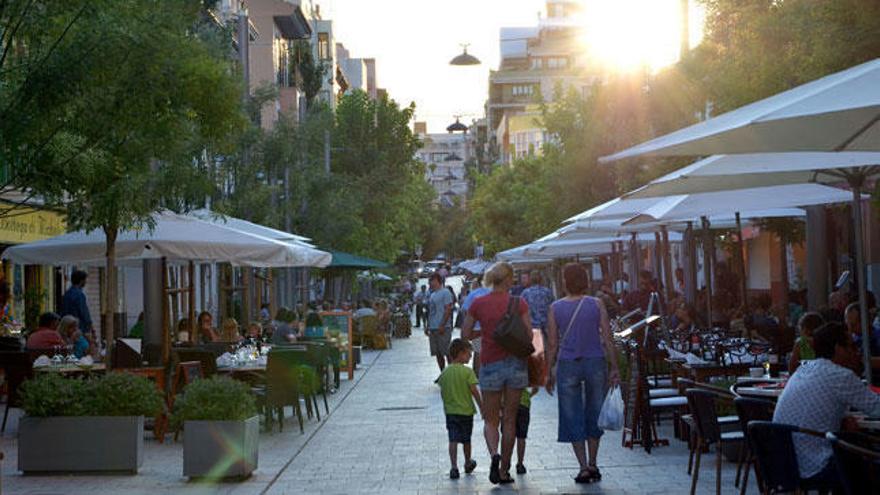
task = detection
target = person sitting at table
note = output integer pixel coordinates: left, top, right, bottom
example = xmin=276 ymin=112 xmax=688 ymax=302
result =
xmin=26 ymin=312 xmax=65 ymax=349
xmin=247 ymin=321 xmax=263 ymax=341
xmin=745 ymin=294 xmax=779 ymax=342
xmin=272 ymin=308 xmax=298 ymax=344
xmin=788 ymin=312 xmax=824 ymax=373
xmin=671 ymin=302 xmax=700 ymax=350
xmin=353 ymin=300 xmax=376 ymax=319
xmin=197 ymin=311 xmax=219 ymax=343
xmin=176 ymin=318 xmax=191 ymax=343
xmin=221 ymin=318 xmax=242 ymax=342
xmin=773 ymin=322 xmax=880 ymax=488
xmin=59 ymin=315 xmax=91 ymax=359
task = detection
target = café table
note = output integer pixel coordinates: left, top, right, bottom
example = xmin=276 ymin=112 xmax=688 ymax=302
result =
xmin=34 ymin=363 xmax=107 ymax=375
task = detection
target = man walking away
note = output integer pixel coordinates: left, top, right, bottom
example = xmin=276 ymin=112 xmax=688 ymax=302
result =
xmin=521 ymin=271 xmax=553 ymax=337
xmin=62 ymin=270 xmax=93 ymax=336
xmin=427 ymin=273 xmax=454 ymax=372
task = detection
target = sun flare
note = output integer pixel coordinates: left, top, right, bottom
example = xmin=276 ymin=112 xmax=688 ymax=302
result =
xmin=578 ymin=0 xmax=703 ymax=73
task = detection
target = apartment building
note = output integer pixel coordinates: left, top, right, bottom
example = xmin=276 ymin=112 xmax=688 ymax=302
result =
xmin=415 ymin=122 xmax=473 ymax=207
xmin=487 ymin=0 xmax=601 ymax=164
xmin=244 ymin=0 xmax=314 ymax=129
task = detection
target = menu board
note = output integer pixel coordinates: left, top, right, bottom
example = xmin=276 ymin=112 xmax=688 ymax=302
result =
xmin=320 ymin=311 xmax=354 ymax=380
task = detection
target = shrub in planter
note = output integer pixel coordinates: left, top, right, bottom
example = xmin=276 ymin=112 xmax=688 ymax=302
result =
xmin=18 ymin=372 xmax=163 ymax=473
xmin=171 ymin=376 xmax=259 ymax=480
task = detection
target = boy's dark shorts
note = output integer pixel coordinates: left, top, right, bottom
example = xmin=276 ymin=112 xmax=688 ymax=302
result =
xmin=445 ymin=414 xmax=474 ymax=443
xmin=516 ymin=405 xmax=530 ymax=439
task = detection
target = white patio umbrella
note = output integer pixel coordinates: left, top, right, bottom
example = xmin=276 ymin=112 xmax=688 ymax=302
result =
xmin=188 ymin=208 xmax=314 ymax=246
xmin=600 ymin=58 xmax=880 ymax=161
xmin=623 ymin=152 xmax=880 ymax=200
xmin=2 ymin=210 xmax=332 ymax=268
xmin=600 ymin=58 xmax=880 ymax=380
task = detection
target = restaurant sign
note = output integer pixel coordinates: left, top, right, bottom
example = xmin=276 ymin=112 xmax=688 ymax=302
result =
xmin=0 ymin=206 xmax=66 ymax=244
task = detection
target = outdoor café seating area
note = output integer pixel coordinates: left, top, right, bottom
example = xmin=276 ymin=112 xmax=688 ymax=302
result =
xmin=611 ymin=307 xmax=880 ymax=495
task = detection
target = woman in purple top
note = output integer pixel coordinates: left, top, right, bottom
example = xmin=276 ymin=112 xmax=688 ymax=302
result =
xmin=545 ymin=263 xmax=620 ymax=484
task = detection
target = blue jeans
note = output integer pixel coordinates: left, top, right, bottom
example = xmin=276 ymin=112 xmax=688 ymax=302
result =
xmin=556 ymin=357 xmax=607 ymax=442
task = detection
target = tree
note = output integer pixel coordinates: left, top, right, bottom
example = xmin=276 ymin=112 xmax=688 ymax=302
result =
xmin=17 ymin=1 xmax=244 ymax=354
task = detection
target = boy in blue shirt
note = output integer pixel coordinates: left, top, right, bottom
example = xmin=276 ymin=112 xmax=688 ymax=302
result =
xmin=436 ymin=338 xmax=483 ymax=479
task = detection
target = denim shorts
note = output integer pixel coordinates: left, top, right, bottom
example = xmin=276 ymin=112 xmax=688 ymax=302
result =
xmin=556 ymin=357 xmax=607 ymax=442
xmin=446 ymin=414 xmax=474 ymax=443
xmin=479 ymin=356 xmax=528 ymax=392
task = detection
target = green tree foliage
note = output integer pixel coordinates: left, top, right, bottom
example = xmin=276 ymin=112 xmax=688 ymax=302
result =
xmin=2 ymin=0 xmax=245 ymax=347
xmin=219 ymin=91 xmax=435 ymax=263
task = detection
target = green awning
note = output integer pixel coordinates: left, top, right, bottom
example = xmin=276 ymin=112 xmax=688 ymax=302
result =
xmin=327 ymin=250 xmax=389 ymax=269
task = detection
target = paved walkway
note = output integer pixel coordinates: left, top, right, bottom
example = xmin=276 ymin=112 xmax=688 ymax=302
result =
xmin=2 ymin=330 xmax=757 ymax=494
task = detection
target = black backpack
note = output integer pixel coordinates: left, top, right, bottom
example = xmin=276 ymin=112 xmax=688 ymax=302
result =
xmin=492 ymin=296 xmax=535 ymax=358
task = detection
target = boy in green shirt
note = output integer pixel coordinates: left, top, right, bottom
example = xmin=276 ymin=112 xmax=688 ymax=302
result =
xmin=436 ymin=338 xmax=483 ymax=479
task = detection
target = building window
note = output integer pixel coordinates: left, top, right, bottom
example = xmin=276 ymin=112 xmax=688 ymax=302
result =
xmin=530 ymin=57 xmax=543 ymax=70
xmin=511 ymin=84 xmax=534 ymax=97
xmin=317 ymin=32 xmax=330 ymax=60
xmin=547 ymin=57 xmax=568 ymax=69
xmin=513 ymin=130 xmax=544 ymax=158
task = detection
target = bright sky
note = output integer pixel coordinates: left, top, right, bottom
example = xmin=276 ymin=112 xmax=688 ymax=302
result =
xmin=322 ymin=0 xmax=703 ymax=133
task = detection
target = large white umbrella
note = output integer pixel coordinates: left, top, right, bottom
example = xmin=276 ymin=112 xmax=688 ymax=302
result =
xmin=623 ymin=152 xmax=880 ymax=199
xmin=188 ymin=208 xmax=314 ymax=246
xmin=3 ymin=211 xmax=332 ymax=268
xmin=600 ymin=59 xmax=880 ymax=381
xmin=600 ymin=58 xmax=880 ymax=161
xmin=620 ymin=183 xmax=859 ymax=225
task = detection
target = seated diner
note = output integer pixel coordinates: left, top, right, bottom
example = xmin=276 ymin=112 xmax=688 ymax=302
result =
xmin=26 ymin=312 xmax=65 ymax=349
xmin=773 ymin=322 xmax=880 ymax=487
xmin=59 ymin=315 xmax=90 ymax=358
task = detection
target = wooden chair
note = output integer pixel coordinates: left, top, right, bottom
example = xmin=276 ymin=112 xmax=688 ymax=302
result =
xmin=173 ymin=349 xmax=217 ymax=378
xmin=171 ymin=361 xmax=203 ymax=441
xmin=117 ymin=367 xmax=168 ymax=443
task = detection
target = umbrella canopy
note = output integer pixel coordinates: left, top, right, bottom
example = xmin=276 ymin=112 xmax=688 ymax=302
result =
xmin=561 ymin=209 xmax=806 ymax=235
xmin=624 ymin=152 xmax=880 ymax=199
xmin=2 ymin=211 xmax=332 ymax=267
xmin=525 ymin=232 xmax=683 ymax=258
xmin=600 ymin=58 xmax=880 ymax=162
xmin=458 ymin=259 xmax=491 ymax=275
xmin=188 ymin=208 xmax=313 ymax=245
xmin=620 ymin=184 xmax=858 ymax=225
xmin=327 ymin=250 xmax=389 ymax=269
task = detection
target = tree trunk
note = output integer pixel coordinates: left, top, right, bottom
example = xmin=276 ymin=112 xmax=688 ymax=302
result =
xmin=103 ymin=225 xmax=118 ymax=368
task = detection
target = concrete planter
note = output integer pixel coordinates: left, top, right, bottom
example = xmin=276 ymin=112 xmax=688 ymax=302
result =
xmin=183 ymin=416 xmax=259 ymax=479
xmin=18 ymin=416 xmax=144 ymax=474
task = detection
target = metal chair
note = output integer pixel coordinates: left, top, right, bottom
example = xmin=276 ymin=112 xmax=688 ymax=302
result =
xmin=747 ymin=421 xmax=834 ymax=494
xmin=733 ymin=397 xmax=775 ymax=495
xmin=0 ymin=351 xmax=32 ymax=433
xmin=686 ymin=388 xmax=744 ymax=495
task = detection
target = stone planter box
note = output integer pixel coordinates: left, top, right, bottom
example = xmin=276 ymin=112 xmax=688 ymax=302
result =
xmin=18 ymin=416 xmax=144 ymax=473
xmin=183 ymin=416 xmax=259 ymax=479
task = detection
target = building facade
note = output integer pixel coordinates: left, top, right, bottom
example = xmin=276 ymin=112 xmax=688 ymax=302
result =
xmin=415 ymin=124 xmax=473 ymax=207
xmin=487 ymin=0 xmax=601 ymax=164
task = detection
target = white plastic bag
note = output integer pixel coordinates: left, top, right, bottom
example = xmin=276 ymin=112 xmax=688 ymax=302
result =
xmin=597 ymin=385 xmax=624 ymax=431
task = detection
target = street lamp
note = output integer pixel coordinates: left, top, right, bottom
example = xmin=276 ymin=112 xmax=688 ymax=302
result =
xmin=449 ymin=44 xmax=481 ymax=66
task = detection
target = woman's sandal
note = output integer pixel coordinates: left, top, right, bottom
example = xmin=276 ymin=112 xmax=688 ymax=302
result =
xmin=498 ymin=472 xmax=515 ymax=484
xmin=588 ymin=465 xmax=602 ymax=482
xmin=574 ymin=468 xmax=593 ymax=484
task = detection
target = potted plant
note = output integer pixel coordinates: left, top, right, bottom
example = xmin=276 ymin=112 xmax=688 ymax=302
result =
xmin=18 ymin=372 xmax=163 ymax=473
xmin=171 ymin=376 xmax=259 ymax=480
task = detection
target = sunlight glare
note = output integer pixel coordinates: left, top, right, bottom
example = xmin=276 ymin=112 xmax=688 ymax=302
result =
xmin=579 ymin=0 xmax=701 ymax=73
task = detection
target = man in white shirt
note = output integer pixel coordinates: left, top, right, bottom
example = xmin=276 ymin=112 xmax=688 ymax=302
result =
xmin=774 ymin=322 xmax=880 ymax=486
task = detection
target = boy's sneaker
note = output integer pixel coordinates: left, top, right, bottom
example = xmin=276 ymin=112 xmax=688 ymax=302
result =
xmin=516 ymin=463 xmax=527 ymax=475
xmin=464 ymin=459 xmax=477 ymax=474
xmin=449 ymin=467 xmax=460 ymax=480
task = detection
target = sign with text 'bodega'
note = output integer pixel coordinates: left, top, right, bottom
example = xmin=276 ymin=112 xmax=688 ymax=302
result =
xmin=0 ymin=206 xmax=66 ymax=244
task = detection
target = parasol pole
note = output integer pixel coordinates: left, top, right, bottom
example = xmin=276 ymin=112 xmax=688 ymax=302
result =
xmin=849 ymin=170 xmax=873 ymax=384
